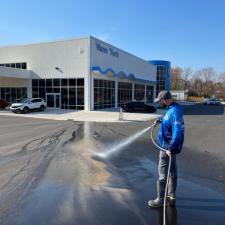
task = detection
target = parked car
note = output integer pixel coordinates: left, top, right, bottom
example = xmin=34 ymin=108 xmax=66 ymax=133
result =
xmin=203 ymin=98 xmax=221 ymax=105
xmin=0 ymin=99 xmax=8 ymax=109
xmin=202 ymin=98 xmax=209 ymax=104
xmin=10 ymin=98 xmax=47 ymax=113
xmin=123 ymin=101 xmax=156 ymax=113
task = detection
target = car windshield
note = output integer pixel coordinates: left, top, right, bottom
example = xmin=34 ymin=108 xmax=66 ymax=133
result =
xmin=18 ymin=98 xmax=30 ymax=103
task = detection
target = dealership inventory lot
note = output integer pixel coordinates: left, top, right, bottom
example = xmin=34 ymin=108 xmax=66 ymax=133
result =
xmin=0 ymin=104 xmax=224 ymax=225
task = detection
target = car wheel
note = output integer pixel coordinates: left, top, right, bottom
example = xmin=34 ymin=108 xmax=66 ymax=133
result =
xmin=40 ymin=105 xmax=45 ymax=111
xmin=23 ymin=107 xmax=29 ymax=113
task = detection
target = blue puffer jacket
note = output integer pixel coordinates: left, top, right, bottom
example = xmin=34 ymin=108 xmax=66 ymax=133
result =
xmin=158 ymin=102 xmax=184 ymax=154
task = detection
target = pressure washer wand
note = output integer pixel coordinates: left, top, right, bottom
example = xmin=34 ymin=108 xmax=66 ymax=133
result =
xmin=150 ymin=122 xmax=172 ymax=225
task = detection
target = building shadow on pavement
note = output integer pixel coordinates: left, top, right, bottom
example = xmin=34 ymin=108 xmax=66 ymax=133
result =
xmin=178 ymin=197 xmax=225 ymax=212
xmin=182 ymin=104 xmax=225 ymax=115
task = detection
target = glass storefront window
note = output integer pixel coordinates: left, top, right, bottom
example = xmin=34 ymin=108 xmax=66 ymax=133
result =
xmin=0 ymin=87 xmax=27 ymax=103
xmin=134 ymin=84 xmax=145 ymax=101
xmin=11 ymin=88 xmax=16 ymax=102
xmin=61 ymin=79 xmax=68 ymax=86
xmin=0 ymin=62 xmax=27 ymax=69
xmin=1 ymin=88 xmax=5 ymax=99
xmin=53 ymin=88 xmax=60 ymax=93
xmin=32 ymin=87 xmax=38 ymax=98
xmin=69 ymin=88 xmax=76 ymax=106
xmin=146 ymin=85 xmax=154 ymax=103
xmin=31 ymin=78 xmax=84 ymax=110
xmin=39 ymin=88 xmax=46 ymax=99
xmin=16 ymin=88 xmax=21 ymax=100
xmin=77 ymin=78 xmax=84 ymax=86
xmin=46 ymin=87 xmax=53 ymax=93
xmin=32 ymin=79 xmax=38 ymax=87
xmin=53 ymin=79 xmax=60 ymax=87
xmin=118 ymin=82 xmax=132 ymax=107
xmin=156 ymin=65 xmax=166 ymax=95
xmin=39 ymin=79 xmax=45 ymax=87
xmin=69 ymin=79 xmax=76 ymax=86
xmin=77 ymin=88 xmax=84 ymax=105
xmin=61 ymin=87 xmax=68 ymax=109
xmin=94 ymin=79 xmax=115 ymax=110
xmin=46 ymin=79 xmax=52 ymax=87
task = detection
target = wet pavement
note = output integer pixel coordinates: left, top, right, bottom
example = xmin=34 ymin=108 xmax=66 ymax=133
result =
xmin=0 ymin=104 xmax=225 ymax=225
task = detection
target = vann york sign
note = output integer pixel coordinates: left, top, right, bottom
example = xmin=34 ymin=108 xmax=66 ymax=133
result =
xmin=96 ymin=42 xmax=119 ymax=58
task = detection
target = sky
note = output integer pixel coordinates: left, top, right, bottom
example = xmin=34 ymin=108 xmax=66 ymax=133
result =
xmin=0 ymin=0 xmax=225 ymax=72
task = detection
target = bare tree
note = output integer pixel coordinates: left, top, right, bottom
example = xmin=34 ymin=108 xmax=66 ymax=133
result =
xmin=216 ymin=72 xmax=225 ymax=99
xmin=218 ymin=72 xmax=225 ymax=83
xmin=198 ymin=67 xmax=216 ymax=82
xmin=171 ymin=66 xmax=224 ymax=98
xmin=171 ymin=67 xmax=183 ymax=90
xmin=182 ymin=67 xmax=193 ymax=90
xmin=189 ymin=72 xmax=204 ymax=96
xmin=194 ymin=68 xmax=216 ymax=97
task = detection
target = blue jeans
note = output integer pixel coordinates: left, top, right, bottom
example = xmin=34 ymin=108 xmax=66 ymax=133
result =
xmin=158 ymin=151 xmax=177 ymax=181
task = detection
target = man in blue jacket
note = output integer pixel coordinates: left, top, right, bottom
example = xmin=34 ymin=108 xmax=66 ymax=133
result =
xmin=148 ymin=91 xmax=184 ymax=207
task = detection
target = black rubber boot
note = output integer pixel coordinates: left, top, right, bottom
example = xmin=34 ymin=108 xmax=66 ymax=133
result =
xmin=148 ymin=180 xmax=166 ymax=208
xmin=167 ymin=176 xmax=177 ymax=207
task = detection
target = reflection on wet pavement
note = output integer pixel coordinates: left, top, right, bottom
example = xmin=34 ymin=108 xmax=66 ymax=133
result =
xmin=0 ymin=122 xmax=225 ymax=225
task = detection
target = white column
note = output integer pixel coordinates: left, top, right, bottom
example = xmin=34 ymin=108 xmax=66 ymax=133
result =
xmin=85 ymin=36 xmax=91 ymax=111
xmin=115 ymin=79 xmax=118 ymax=108
xmin=132 ymin=82 xmax=135 ymax=101
xmin=27 ymin=79 xmax=32 ymax=98
xmin=84 ymin=76 xmax=91 ymax=111
xmin=90 ymin=75 xmax=94 ymax=110
xmin=153 ymin=84 xmax=157 ymax=99
xmin=144 ymin=84 xmax=147 ymax=103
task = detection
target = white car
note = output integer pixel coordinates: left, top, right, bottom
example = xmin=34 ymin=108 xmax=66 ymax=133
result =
xmin=10 ymin=98 xmax=47 ymax=113
xmin=204 ymin=98 xmax=221 ymax=105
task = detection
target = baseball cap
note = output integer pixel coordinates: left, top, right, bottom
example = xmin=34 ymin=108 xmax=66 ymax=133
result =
xmin=154 ymin=91 xmax=172 ymax=103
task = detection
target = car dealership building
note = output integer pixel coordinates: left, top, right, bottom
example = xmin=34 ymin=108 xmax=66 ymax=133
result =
xmin=0 ymin=36 xmax=170 ymax=111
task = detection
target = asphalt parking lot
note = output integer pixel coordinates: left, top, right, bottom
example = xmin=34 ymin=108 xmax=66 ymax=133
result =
xmin=0 ymin=103 xmax=224 ymax=225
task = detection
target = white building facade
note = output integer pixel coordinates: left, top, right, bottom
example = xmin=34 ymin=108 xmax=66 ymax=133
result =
xmin=0 ymin=36 xmax=156 ymax=111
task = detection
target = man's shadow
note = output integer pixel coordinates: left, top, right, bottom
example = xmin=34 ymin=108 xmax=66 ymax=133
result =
xmin=153 ymin=206 xmax=177 ymax=225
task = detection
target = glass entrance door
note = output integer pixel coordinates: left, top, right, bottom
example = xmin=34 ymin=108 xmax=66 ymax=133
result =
xmin=46 ymin=93 xmax=61 ymax=108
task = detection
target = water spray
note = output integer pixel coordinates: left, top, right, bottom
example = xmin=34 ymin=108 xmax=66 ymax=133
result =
xmin=93 ymin=121 xmax=171 ymax=225
xmin=94 ymin=126 xmax=152 ymax=159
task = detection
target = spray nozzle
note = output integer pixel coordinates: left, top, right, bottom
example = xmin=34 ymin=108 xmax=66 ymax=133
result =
xmin=154 ymin=117 xmax=163 ymax=126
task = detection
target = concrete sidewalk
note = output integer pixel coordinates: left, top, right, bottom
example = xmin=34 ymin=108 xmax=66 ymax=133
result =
xmin=0 ymin=109 xmax=162 ymax=122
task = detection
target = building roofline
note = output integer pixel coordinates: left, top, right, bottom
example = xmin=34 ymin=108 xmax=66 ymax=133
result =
xmin=90 ymin=36 xmax=156 ymax=66
xmin=0 ymin=35 xmax=156 ymax=69
xmin=0 ymin=66 xmax=32 ymax=79
xmin=0 ymin=35 xmax=90 ymax=49
xmin=148 ymin=60 xmax=171 ymax=66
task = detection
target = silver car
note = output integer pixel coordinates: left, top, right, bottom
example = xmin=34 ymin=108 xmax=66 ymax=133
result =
xmin=204 ymin=98 xmax=221 ymax=105
xmin=10 ymin=98 xmax=47 ymax=113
